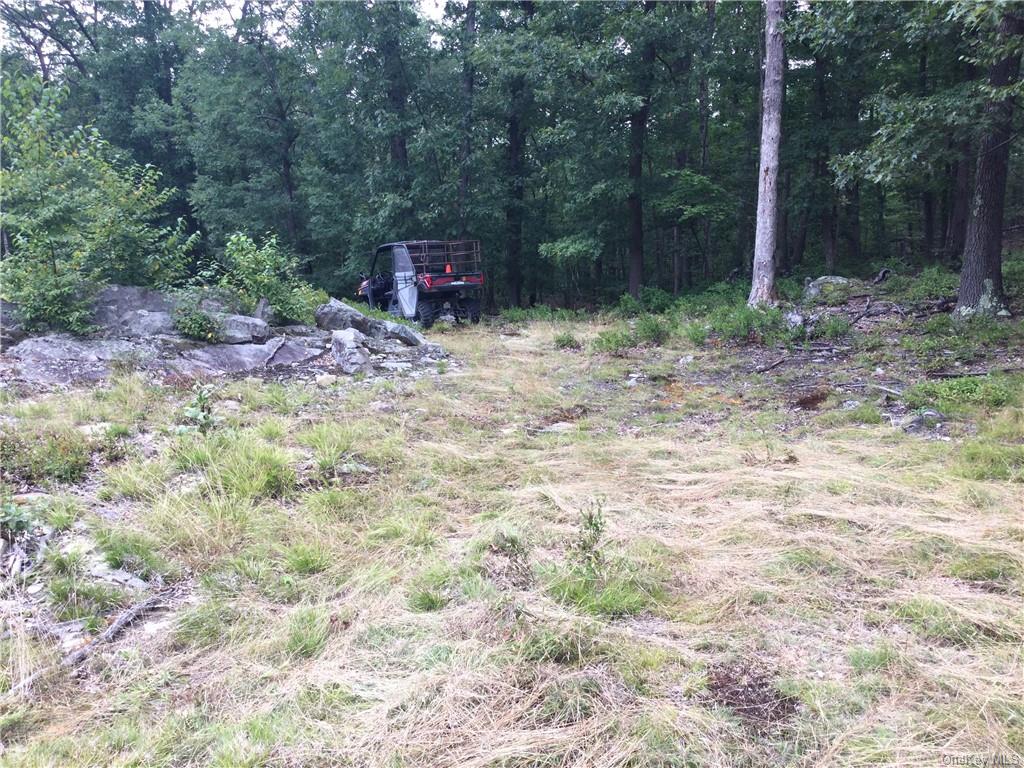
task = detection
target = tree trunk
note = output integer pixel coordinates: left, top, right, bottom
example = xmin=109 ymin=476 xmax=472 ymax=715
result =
xmin=944 ymin=142 xmax=973 ymax=264
xmin=956 ymin=10 xmax=1023 ymax=316
xmin=698 ymin=0 xmax=715 ymax=281
xmin=627 ymin=10 xmax=656 ymax=299
xmin=456 ymin=0 xmax=476 ymax=238
xmin=922 ymin=191 xmax=935 ymax=262
xmin=823 ymin=200 xmax=837 ymax=273
xmin=748 ymin=0 xmax=784 ymax=307
xmin=505 ymin=104 xmax=526 ymax=307
xmin=381 ymin=3 xmax=409 ymax=182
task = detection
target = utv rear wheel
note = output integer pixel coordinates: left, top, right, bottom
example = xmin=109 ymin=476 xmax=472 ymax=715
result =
xmin=416 ymin=300 xmax=436 ymax=329
xmin=465 ymin=298 xmax=481 ymax=324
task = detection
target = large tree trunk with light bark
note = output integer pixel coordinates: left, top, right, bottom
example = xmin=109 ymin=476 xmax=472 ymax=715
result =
xmin=956 ymin=10 xmax=1023 ymax=316
xmin=748 ymin=0 xmax=784 ymax=307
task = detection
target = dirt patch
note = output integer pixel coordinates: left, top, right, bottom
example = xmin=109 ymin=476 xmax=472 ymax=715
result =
xmin=542 ymin=404 xmax=589 ymax=425
xmin=791 ymin=388 xmax=831 ymax=410
xmin=707 ymin=661 xmax=799 ymax=729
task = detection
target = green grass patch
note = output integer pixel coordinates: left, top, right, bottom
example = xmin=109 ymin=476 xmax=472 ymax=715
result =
xmin=284 ymin=606 xmax=331 ymax=658
xmin=94 ymin=526 xmax=172 ymax=579
xmin=0 ymin=424 xmax=93 ymax=485
xmin=281 ymin=541 xmax=330 ymax=575
xmin=904 ymin=375 xmax=1017 ymax=414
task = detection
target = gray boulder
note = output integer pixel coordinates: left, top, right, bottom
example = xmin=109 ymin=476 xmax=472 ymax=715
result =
xmin=5 ymin=335 xmax=162 ymax=383
xmin=0 ymin=299 xmax=27 ymax=351
xmin=253 ymin=297 xmax=274 ymax=323
xmin=331 ymin=328 xmax=372 ymax=374
xmin=114 ymin=309 xmax=177 ymax=337
xmin=176 ymin=338 xmax=320 ymax=375
xmin=803 ymin=276 xmax=851 ymax=301
xmin=316 ymin=299 xmax=374 ymax=335
xmin=376 ymin=319 xmax=426 ymax=347
xmin=219 ymin=314 xmax=271 ymax=344
xmin=93 ymin=285 xmax=175 ymax=327
xmin=316 ymin=298 xmax=429 ymax=347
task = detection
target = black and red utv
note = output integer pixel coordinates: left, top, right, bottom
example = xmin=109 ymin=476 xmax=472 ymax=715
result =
xmin=356 ymin=240 xmax=484 ymax=328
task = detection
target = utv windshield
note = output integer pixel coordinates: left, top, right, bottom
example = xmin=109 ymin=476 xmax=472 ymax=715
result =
xmin=393 ymin=244 xmax=414 ymax=274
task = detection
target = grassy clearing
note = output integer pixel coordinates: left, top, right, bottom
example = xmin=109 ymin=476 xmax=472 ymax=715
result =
xmin=2 ymin=320 xmax=1023 ymax=766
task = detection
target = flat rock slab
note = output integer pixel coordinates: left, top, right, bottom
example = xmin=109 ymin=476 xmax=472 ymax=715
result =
xmin=4 ymin=334 xmax=322 ymax=383
xmin=172 ymin=338 xmax=322 ymax=375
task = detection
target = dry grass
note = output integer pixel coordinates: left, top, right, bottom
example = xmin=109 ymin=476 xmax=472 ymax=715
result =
xmin=2 ymin=321 xmax=1022 ymax=766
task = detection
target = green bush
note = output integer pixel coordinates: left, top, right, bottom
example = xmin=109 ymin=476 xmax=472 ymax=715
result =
xmin=0 ymin=74 xmax=196 ymax=332
xmin=591 ymin=327 xmax=635 ymax=355
xmin=614 ymin=293 xmax=644 ymax=318
xmin=813 ymin=315 xmax=852 ymax=340
xmin=172 ymin=289 xmax=222 ymax=342
xmin=639 ymin=287 xmax=675 ymax=314
xmin=219 ymin=233 xmax=327 ymax=324
xmin=681 ymin=322 xmax=708 ymax=346
xmin=554 ymin=331 xmax=582 ymax=350
xmin=635 ymin=314 xmax=671 ymax=345
xmin=884 ymin=266 xmax=959 ymax=303
xmin=706 ymin=304 xmax=800 ymax=345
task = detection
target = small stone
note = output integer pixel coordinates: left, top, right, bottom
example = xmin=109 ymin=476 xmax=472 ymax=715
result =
xmin=541 ymin=421 xmax=574 ymax=433
xmin=316 ymin=373 xmax=338 ymax=387
xmin=840 ymin=400 xmax=861 ymax=410
xmin=26 ymin=581 xmax=44 ymax=595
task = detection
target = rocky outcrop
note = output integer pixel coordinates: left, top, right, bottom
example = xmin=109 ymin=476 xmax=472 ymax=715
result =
xmin=93 ymin=285 xmax=175 ymax=328
xmin=219 ymin=314 xmax=270 ymax=344
xmin=316 ymin=299 xmax=427 ymax=347
xmin=112 ymin=309 xmax=177 ymax=337
xmin=1 ymin=287 xmax=445 ymax=385
xmin=316 ymin=299 xmax=375 ymax=335
xmin=179 ymin=337 xmax=320 ymax=375
xmin=331 ymin=328 xmax=372 ymax=374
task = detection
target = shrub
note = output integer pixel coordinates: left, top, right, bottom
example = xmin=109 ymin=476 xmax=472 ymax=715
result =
xmin=591 ymin=327 xmax=635 ymax=355
xmin=219 ymin=233 xmax=326 ymax=324
xmin=0 ymin=74 xmax=196 ymax=333
xmin=706 ymin=304 xmax=799 ymax=345
xmin=635 ymin=314 xmax=671 ymax=345
xmin=0 ymin=425 xmax=93 ymax=485
xmin=172 ymin=290 xmax=222 ymax=342
xmin=885 ymin=265 xmax=959 ymax=303
xmin=681 ymin=322 xmax=708 ymax=346
xmin=614 ymin=293 xmax=644 ymax=318
xmin=639 ymin=287 xmax=675 ymax=314
xmin=813 ymin=315 xmax=852 ymax=340
xmin=554 ymin=331 xmax=582 ymax=350
xmin=1 ymin=497 xmax=36 ymax=543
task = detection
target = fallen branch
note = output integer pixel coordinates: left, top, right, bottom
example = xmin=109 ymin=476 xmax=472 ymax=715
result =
xmin=867 ymin=383 xmax=904 ymax=397
xmin=3 ymin=590 xmax=170 ymax=700
xmin=926 ymin=366 xmax=1024 ymax=380
xmin=753 ymin=357 xmax=786 ymax=373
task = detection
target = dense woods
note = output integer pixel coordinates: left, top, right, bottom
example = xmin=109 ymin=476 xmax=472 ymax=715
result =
xmin=2 ymin=0 xmax=1023 ymax=315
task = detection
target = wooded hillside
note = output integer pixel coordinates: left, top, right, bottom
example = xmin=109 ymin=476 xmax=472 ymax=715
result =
xmin=2 ymin=1 xmax=1023 ymax=310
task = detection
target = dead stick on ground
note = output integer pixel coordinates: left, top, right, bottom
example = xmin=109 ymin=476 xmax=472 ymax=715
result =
xmin=4 ymin=591 xmax=169 ymax=700
xmin=753 ymin=357 xmax=786 ymax=374
xmin=867 ymin=383 xmax=903 ymax=397
xmin=927 ymin=367 xmax=1024 ymax=379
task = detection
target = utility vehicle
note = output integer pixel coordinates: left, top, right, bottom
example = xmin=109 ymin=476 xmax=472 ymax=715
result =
xmin=357 ymin=240 xmax=484 ymax=328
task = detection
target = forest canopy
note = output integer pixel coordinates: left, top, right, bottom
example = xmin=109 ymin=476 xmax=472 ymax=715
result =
xmin=1 ymin=0 xmax=1022 ymax=315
